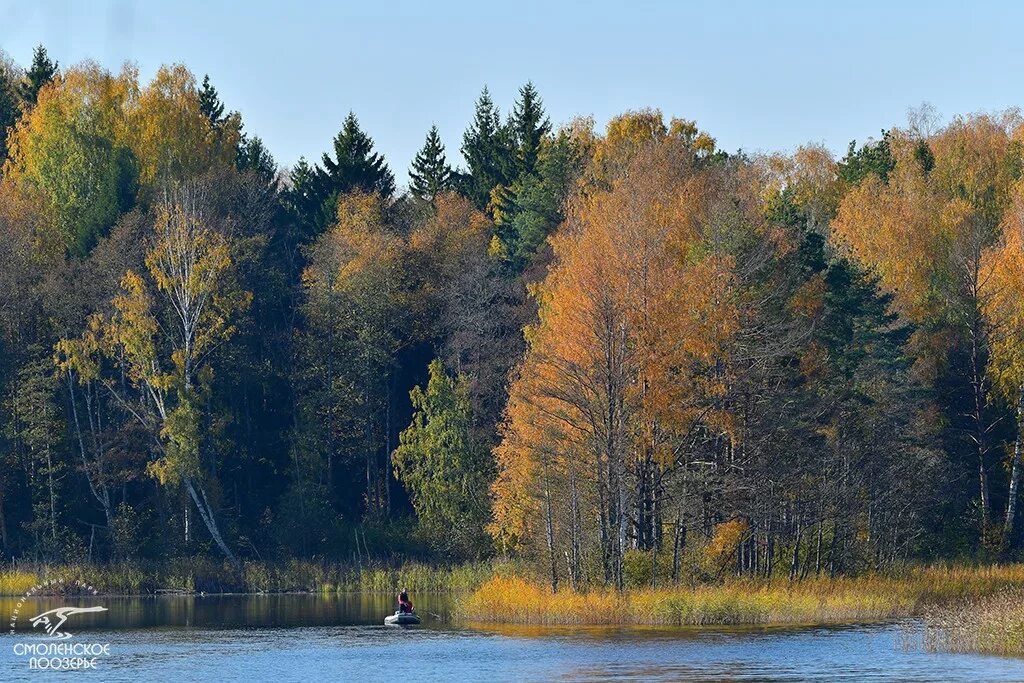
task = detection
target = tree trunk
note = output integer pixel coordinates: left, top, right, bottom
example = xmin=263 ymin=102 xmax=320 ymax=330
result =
xmin=969 ymin=304 xmax=991 ymax=532
xmin=185 ymin=476 xmax=239 ymax=568
xmin=542 ymin=459 xmax=558 ymax=592
xmin=1003 ymin=390 xmax=1024 ymax=548
xmin=67 ymin=375 xmax=113 ymax=527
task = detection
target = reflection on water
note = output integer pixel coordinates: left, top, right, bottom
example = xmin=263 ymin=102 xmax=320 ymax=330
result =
xmin=2 ymin=594 xmax=1022 ymax=682
xmin=3 ymin=593 xmax=453 ymax=632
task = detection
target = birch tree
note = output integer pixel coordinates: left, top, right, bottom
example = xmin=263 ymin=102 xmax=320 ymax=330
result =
xmin=57 ymin=184 xmax=250 ymax=566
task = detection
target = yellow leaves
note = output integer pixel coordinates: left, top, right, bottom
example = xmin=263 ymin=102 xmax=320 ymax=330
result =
xmin=126 ymin=64 xmax=238 ymax=188
xmin=303 ymin=191 xmax=402 ymax=301
xmin=490 ymin=131 xmax=747 ymax=551
xmin=487 ymin=234 xmax=509 ymax=261
xmin=409 ymin=191 xmax=490 ymax=266
xmin=832 ymin=171 xmax=941 ymax=321
xmin=2 ymin=62 xmax=137 ymax=253
xmin=109 ymin=269 xmax=164 ymax=389
xmin=145 ymin=196 xmax=251 ymax=377
xmin=982 ymin=184 xmax=1024 ymax=399
xmin=53 ymin=313 xmax=105 ymax=382
xmin=704 ymin=518 xmax=750 ymax=575
xmin=833 ymin=112 xmax=1024 ymax=342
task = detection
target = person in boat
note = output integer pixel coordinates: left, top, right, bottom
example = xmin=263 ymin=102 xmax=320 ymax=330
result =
xmin=398 ymin=587 xmax=413 ymax=614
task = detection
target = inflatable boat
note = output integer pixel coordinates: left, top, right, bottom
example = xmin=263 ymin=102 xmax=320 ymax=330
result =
xmin=384 ymin=611 xmax=421 ymax=625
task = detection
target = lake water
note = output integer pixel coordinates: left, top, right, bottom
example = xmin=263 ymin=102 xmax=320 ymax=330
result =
xmin=2 ymin=594 xmax=1022 ymax=681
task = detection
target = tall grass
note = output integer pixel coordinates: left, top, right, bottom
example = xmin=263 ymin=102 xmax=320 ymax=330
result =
xmin=922 ymin=587 xmax=1024 ymax=656
xmin=0 ymin=559 xmax=501 ymax=596
xmin=459 ymin=564 xmax=1024 ymax=626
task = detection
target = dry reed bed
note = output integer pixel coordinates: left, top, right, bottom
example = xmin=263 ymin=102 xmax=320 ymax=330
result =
xmin=922 ymin=587 xmax=1024 ymax=657
xmin=460 ymin=565 xmax=1024 ymax=627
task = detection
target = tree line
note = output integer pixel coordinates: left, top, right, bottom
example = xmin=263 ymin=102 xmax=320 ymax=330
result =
xmin=0 ymin=46 xmax=1022 ymax=586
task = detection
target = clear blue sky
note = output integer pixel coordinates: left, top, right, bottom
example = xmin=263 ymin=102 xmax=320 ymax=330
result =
xmin=2 ymin=0 xmax=1022 ymax=190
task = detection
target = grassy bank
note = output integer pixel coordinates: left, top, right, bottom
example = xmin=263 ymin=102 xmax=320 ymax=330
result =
xmin=459 ymin=565 xmax=1024 ymax=627
xmin=0 ymin=559 xmax=499 ymax=596
xmin=922 ymin=587 xmax=1024 ymax=657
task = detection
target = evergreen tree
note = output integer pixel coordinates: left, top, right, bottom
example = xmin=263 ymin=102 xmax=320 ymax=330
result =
xmin=318 ymin=112 xmax=396 ymax=201
xmin=198 ymin=74 xmax=227 ymax=129
xmin=0 ymin=66 xmax=18 ymax=165
xmin=283 ymin=157 xmax=326 ymax=242
xmin=409 ymin=125 xmax=453 ymax=202
xmin=237 ymin=133 xmax=277 ymax=185
xmin=838 ymin=130 xmax=895 ymax=186
xmin=460 ymin=87 xmax=514 ymax=210
xmin=18 ymin=45 xmax=57 ymax=106
xmin=510 ymin=81 xmax=550 ymax=178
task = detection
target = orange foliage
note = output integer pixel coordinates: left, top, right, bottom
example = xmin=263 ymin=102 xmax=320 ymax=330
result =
xmin=491 ymin=135 xmax=745 ymax=552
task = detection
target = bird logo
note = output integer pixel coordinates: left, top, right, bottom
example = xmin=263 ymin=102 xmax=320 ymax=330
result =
xmin=29 ymin=606 xmax=108 ymax=639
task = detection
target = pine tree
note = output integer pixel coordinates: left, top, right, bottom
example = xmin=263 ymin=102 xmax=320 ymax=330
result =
xmin=461 ymin=86 xmax=513 ymax=210
xmin=18 ymin=45 xmax=57 ymax=106
xmin=510 ymin=81 xmax=550 ymax=177
xmin=409 ymin=125 xmax=453 ymax=201
xmin=318 ymin=111 xmax=396 ymax=201
xmin=198 ymin=74 xmax=226 ymax=129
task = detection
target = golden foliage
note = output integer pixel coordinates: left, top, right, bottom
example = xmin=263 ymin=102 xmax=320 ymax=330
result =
xmin=491 ymin=135 xmax=747 ymax=553
xmin=982 ymin=182 xmax=1024 ymax=401
xmin=127 ymin=64 xmax=240 ymax=188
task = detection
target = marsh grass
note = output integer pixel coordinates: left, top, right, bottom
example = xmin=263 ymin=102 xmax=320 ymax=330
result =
xmin=0 ymin=559 xmax=500 ymax=595
xmin=922 ymin=587 xmax=1024 ymax=656
xmin=459 ymin=565 xmax=1024 ymax=626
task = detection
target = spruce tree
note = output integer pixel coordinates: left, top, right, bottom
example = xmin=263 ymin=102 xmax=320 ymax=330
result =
xmin=510 ymin=81 xmax=550 ymax=178
xmin=318 ymin=111 xmax=395 ymax=201
xmin=0 ymin=67 xmax=18 ymax=165
xmin=18 ymin=45 xmax=57 ymax=106
xmin=198 ymin=74 xmax=227 ymax=129
xmin=284 ymin=157 xmax=325 ymax=242
xmin=237 ymin=134 xmax=277 ymax=184
xmin=409 ymin=125 xmax=453 ymax=201
xmin=461 ymin=86 xmax=514 ymax=210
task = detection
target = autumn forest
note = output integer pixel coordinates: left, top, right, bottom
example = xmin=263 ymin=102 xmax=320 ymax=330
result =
xmin=2 ymin=46 xmax=1024 ymax=590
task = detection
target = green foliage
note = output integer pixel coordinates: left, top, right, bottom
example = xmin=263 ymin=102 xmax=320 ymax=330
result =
xmin=838 ymin=129 xmax=895 ymax=186
xmin=408 ymin=125 xmax=453 ymax=201
xmin=509 ymin=81 xmax=550 ymax=178
xmin=460 ymin=86 xmax=514 ymax=210
xmin=319 ymin=112 xmax=395 ymax=200
xmin=18 ymin=45 xmax=57 ymax=106
xmin=198 ymin=74 xmax=227 ymax=129
xmin=236 ymin=133 xmax=277 ymax=184
xmin=393 ymin=360 xmax=492 ymax=559
xmin=8 ymin=351 xmax=68 ymax=558
xmin=499 ymin=129 xmax=583 ymax=266
xmin=0 ymin=63 xmax=19 ymax=165
xmin=5 ymin=65 xmax=137 ymax=254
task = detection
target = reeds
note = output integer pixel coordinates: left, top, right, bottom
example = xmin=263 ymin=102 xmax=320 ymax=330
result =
xmin=922 ymin=587 xmax=1024 ymax=656
xmin=459 ymin=564 xmax=1024 ymax=626
xmin=0 ymin=559 xmax=500 ymax=595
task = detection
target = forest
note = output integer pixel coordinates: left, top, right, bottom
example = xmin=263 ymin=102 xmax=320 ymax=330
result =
xmin=1 ymin=45 xmax=1023 ymax=590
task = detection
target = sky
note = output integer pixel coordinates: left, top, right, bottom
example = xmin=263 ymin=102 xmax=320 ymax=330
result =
xmin=2 ymin=0 xmax=1023 ymax=190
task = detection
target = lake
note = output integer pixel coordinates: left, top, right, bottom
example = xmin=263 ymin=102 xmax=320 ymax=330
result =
xmin=2 ymin=594 xmax=1022 ymax=681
